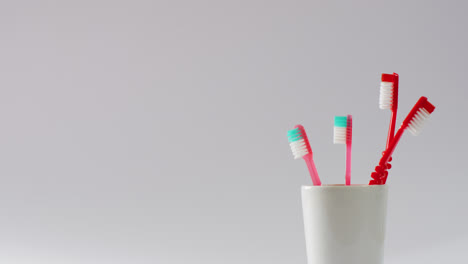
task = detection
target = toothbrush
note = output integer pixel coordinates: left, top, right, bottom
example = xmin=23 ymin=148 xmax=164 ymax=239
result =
xmin=380 ymin=73 xmax=399 ymax=149
xmin=287 ymin=125 xmax=322 ymax=186
xmin=333 ymin=115 xmax=353 ymax=185
xmin=370 ymin=96 xmax=436 ymax=184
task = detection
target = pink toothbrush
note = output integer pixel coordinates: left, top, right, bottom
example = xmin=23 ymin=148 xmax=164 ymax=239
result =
xmin=334 ymin=115 xmax=353 ymax=185
xmin=287 ymin=125 xmax=322 ymax=186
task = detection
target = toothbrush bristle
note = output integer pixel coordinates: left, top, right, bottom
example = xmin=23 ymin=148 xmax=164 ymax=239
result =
xmin=379 ymin=81 xmax=394 ymax=109
xmin=407 ymin=99 xmax=435 ymax=136
xmin=287 ymin=126 xmax=310 ymax=159
xmin=333 ymin=116 xmax=347 ymax=144
xmin=379 ymin=73 xmax=396 ymax=110
xmin=289 ymin=139 xmax=309 ymax=159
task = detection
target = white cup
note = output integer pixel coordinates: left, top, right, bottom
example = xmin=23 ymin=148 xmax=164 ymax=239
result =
xmin=301 ymin=184 xmax=388 ymax=264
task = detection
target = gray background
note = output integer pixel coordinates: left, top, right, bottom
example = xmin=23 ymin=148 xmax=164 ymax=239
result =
xmin=0 ymin=0 xmax=466 ymax=263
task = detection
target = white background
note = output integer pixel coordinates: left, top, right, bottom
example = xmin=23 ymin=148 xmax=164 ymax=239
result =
xmin=0 ymin=0 xmax=466 ymax=263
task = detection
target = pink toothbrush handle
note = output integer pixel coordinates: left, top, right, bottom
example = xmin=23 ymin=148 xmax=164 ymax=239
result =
xmin=304 ymin=155 xmax=321 ymax=186
xmin=346 ymin=142 xmax=352 ymax=185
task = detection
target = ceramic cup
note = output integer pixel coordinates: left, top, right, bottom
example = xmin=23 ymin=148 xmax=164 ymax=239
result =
xmin=301 ymin=184 xmax=388 ymax=264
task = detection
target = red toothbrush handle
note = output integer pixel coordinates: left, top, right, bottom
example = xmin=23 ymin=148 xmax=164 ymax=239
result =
xmin=370 ymin=127 xmax=405 ymax=185
xmin=381 ymin=127 xmax=404 ymax=166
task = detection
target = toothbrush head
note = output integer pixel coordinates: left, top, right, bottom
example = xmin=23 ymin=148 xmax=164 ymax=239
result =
xmin=403 ymin=96 xmax=436 ymax=136
xmin=287 ymin=125 xmax=312 ymax=159
xmin=379 ymin=73 xmax=399 ymax=111
xmin=346 ymin=115 xmax=352 ymax=145
xmin=333 ymin=116 xmax=352 ymax=144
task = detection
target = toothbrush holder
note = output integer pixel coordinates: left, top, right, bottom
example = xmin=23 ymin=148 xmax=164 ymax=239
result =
xmin=301 ymin=184 xmax=388 ymax=264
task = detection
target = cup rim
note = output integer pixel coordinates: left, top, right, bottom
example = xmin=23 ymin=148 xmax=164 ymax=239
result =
xmin=302 ymin=184 xmax=388 ymax=189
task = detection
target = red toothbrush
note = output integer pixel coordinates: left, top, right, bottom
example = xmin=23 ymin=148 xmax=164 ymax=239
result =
xmin=370 ymin=96 xmax=436 ymax=184
xmin=380 ymin=73 xmax=399 ymax=149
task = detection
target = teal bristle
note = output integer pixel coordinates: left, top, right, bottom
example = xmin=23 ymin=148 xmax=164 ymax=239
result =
xmin=287 ymin=128 xmax=303 ymax=142
xmin=334 ymin=116 xmax=348 ymax=127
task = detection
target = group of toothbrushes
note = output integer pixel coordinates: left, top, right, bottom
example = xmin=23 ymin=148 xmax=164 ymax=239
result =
xmin=287 ymin=73 xmax=436 ymax=185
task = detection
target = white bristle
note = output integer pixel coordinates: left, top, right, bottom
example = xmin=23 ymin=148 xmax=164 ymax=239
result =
xmin=407 ymin=108 xmax=431 ymax=136
xmin=289 ymin=139 xmax=309 ymax=159
xmin=379 ymin=82 xmax=394 ymax=109
xmin=333 ymin=127 xmax=346 ymax=144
